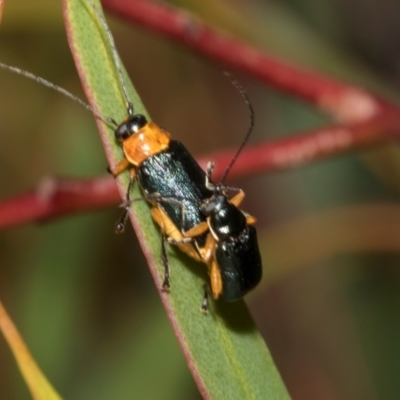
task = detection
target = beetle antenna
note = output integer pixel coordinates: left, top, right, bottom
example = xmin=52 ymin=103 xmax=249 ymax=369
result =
xmin=220 ymin=72 xmax=254 ymax=184
xmin=0 ymin=62 xmax=118 ymax=127
xmin=87 ymin=0 xmax=133 ymax=115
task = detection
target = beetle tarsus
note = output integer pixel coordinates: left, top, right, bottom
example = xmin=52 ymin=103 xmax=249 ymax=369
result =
xmin=200 ymin=284 xmax=209 ymax=313
xmin=114 ymin=209 xmax=129 ymax=234
xmin=160 ymin=232 xmax=171 ymax=290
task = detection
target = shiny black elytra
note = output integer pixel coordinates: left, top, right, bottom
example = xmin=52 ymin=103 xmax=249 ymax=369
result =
xmin=194 ymin=162 xmax=262 ymax=306
xmin=200 ymin=192 xmax=262 ymax=302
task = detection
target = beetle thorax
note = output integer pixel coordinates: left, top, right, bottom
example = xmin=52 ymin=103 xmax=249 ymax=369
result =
xmin=123 ymin=122 xmax=171 ymax=166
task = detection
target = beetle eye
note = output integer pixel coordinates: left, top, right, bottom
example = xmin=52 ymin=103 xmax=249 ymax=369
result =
xmin=114 ymin=114 xmax=148 ymax=142
xmin=201 ymin=195 xmax=227 ymax=216
xmin=129 ymin=114 xmax=147 ymax=132
xmin=201 ymin=199 xmax=216 ymax=215
xmin=114 ymin=123 xmax=131 ymax=141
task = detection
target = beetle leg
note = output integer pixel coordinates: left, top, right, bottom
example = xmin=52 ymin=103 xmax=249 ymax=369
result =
xmin=191 ymin=257 xmax=221 ymax=313
xmin=246 ymin=215 xmax=257 ymax=225
xmin=152 ymin=206 xmax=203 ymax=262
xmin=200 ymin=284 xmax=209 ymax=313
xmin=114 ymin=209 xmax=129 ymax=234
xmin=183 ymin=222 xmax=209 ymax=238
xmin=161 ymin=232 xmax=170 ymax=290
xmin=167 ymin=237 xmax=193 ymax=245
xmin=167 ymin=220 xmax=208 ymax=256
xmin=209 ymin=258 xmax=223 ymax=299
xmin=179 ymin=223 xmax=212 ymax=262
xmin=150 ymin=207 xmax=172 ymax=290
xmin=229 ymin=189 xmax=245 ymax=207
xmin=147 ymin=194 xmax=189 ymax=231
xmin=205 ymin=161 xmax=242 ymax=196
xmin=114 ymin=168 xmax=138 ymax=233
xmin=151 ymin=204 xmax=185 ymax=241
xmin=151 ymin=206 xmax=165 ymax=228
xmin=205 ymin=161 xmax=216 ymax=191
xmin=147 ymin=195 xmax=210 ymax=257
xmin=201 ymin=233 xmax=216 ymax=262
xmin=170 ymin=227 xmax=215 ymax=264
xmin=109 ymin=157 xmax=131 ymax=177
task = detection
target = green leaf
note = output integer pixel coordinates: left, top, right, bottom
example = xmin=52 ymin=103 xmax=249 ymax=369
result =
xmin=63 ymin=0 xmax=290 ymax=398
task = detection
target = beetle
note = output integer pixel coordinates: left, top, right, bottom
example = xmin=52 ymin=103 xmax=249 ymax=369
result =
xmin=165 ymin=79 xmax=263 ymax=310
xmin=0 ymin=0 xmax=263 ymax=310
xmin=111 ymin=108 xmax=262 ymax=310
xmin=108 ymin=105 xmax=214 ymax=289
xmin=86 ymin=0 xmax=263 ymax=308
xmin=200 ymin=162 xmax=262 ymax=306
xmin=110 ymin=70 xmax=263 ymax=310
xmin=198 ymin=77 xmax=262 ymax=305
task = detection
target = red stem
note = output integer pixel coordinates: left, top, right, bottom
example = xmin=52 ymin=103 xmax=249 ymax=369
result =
xmin=208 ymin=113 xmax=400 ymax=180
xmin=101 ymin=0 xmax=384 ymax=123
xmin=2 ymin=0 xmax=400 ymax=229
xmin=0 ymin=176 xmax=118 ymax=229
xmin=2 ymin=111 xmax=400 ymax=230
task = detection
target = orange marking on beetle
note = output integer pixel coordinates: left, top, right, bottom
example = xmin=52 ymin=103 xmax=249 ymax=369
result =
xmin=246 ymin=215 xmax=257 ymax=225
xmin=123 ymin=122 xmax=171 ymax=167
xmin=111 ymin=157 xmax=131 ymax=177
xmin=229 ymin=190 xmax=245 ymax=207
xmin=184 ymin=221 xmax=208 ymax=238
xmin=210 ymin=259 xmax=223 ymax=299
xmin=151 ymin=207 xmax=203 ymax=262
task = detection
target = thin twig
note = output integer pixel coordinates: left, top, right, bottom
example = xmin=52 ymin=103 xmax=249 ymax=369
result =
xmin=2 ymin=0 xmax=400 ymax=229
xmin=0 ymin=176 xmax=118 ymax=229
xmin=2 ymin=111 xmax=400 ymax=229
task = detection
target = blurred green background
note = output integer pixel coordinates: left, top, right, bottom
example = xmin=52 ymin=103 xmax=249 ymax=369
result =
xmin=1 ymin=0 xmax=400 ymax=399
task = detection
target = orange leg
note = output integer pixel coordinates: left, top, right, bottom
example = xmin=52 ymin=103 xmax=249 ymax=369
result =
xmin=114 ymin=167 xmax=138 ymax=233
xmin=183 ymin=221 xmax=209 ymax=238
xmin=151 ymin=207 xmax=166 ymax=231
xmin=209 ymin=258 xmax=223 ymax=299
xmin=199 ymin=233 xmax=215 ymax=262
xmin=230 ymin=191 xmax=257 ymax=224
xmin=230 ymin=190 xmax=245 ymax=207
xmin=152 ymin=207 xmax=203 ymax=262
xmin=111 ymin=157 xmax=131 ymax=177
xmin=246 ymin=215 xmax=257 ymax=225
